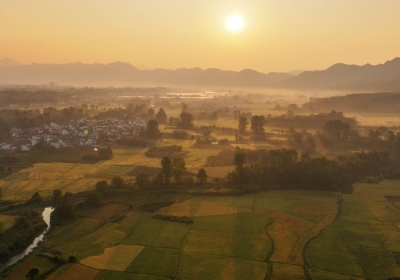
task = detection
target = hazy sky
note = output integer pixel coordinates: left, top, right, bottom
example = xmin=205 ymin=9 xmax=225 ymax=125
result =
xmin=2 ymin=0 xmax=400 ymax=72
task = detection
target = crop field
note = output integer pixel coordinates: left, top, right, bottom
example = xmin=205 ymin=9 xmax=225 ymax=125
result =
xmin=306 ymin=180 xmax=400 ymax=280
xmin=4 ymin=255 xmax=57 ymax=280
xmin=81 ymin=245 xmax=144 ymax=271
xmin=45 ymin=263 xmax=99 ymax=280
xmin=5 ymin=178 xmax=400 ymax=279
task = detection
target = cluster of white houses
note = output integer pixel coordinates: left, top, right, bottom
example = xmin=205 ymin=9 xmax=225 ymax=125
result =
xmin=1 ymin=117 xmax=147 ymax=152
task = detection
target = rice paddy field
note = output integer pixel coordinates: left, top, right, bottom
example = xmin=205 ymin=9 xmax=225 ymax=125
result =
xmin=0 ymin=138 xmax=235 ymax=201
xmin=3 ymin=121 xmax=400 ymax=280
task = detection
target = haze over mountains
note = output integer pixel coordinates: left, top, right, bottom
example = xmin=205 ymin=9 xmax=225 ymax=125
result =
xmin=1 ymin=57 xmax=400 ymax=91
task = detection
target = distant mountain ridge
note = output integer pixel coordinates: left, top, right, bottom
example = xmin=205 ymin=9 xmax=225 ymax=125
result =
xmin=0 ymin=60 xmax=292 ymax=87
xmin=280 ymin=57 xmax=400 ymax=91
xmin=1 ymin=57 xmax=400 ymax=90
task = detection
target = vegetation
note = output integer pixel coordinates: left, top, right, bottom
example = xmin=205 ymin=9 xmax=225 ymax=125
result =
xmin=0 ymin=209 xmax=46 ymax=262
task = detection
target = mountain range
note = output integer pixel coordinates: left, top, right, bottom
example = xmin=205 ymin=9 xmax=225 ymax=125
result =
xmin=1 ymin=57 xmax=400 ymax=91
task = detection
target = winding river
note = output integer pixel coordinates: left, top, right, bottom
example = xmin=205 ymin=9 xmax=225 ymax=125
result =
xmin=0 ymin=207 xmax=54 ymax=271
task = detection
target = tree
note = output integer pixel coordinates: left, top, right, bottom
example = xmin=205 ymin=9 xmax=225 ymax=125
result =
xmin=238 ymin=116 xmax=248 ymax=134
xmin=155 ymin=108 xmax=168 ymax=124
xmin=196 ymin=168 xmax=208 ymax=184
xmin=251 ymin=115 xmax=266 ymax=139
xmin=0 ymin=187 xmax=2 ymax=201
xmin=233 ymin=148 xmax=246 ymax=170
xmin=111 ymin=176 xmax=124 ymax=188
xmin=26 ymin=268 xmax=40 ymax=280
xmin=135 ymin=174 xmax=151 ymax=189
xmin=323 ymin=120 xmax=351 ymax=141
xmin=27 ymin=192 xmax=42 ymax=204
xmin=211 ymin=111 xmax=218 ymax=120
xmin=144 ymin=120 xmax=161 ymax=139
xmin=147 ymin=108 xmax=155 ymax=119
xmin=52 ymin=189 xmax=62 ymax=205
xmin=179 ymin=112 xmax=194 ymax=129
xmin=95 ymin=180 xmax=108 ymax=193
xmin=182 ymin=103 xmax=188 ymax=112
xmin=54 ymin=192 xmax=74 ymax=219
xmin=84 ymin=193 xmax=100 ymax=208
xmin=172 ymin=157 xmax=186 ymax=183
xmin=161 ymin=157 xmax=173 ymax=184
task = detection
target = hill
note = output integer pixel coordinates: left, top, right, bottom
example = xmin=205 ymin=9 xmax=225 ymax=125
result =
xmin=281 ymin=57 xmax=400 ymax=91
xmin=0 ymin=60 xmax=292 ymax=87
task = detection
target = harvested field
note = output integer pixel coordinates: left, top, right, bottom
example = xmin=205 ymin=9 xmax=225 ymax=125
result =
xmin=80 ymin=245 xmax=144 ymax=271
xmin=46 ymin=263 xmax=99 ymax=280
xmin=258 ymin=210 xmax=315 ymax=236
xmin=267 ymin=231 xmax=297 ymax=263
xmin=158 ymin=200 xmax=252 ymax=216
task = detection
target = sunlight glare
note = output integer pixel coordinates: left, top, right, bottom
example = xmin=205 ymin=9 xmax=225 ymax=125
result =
xmin=226 ymin=14 xmax=244 ymax=32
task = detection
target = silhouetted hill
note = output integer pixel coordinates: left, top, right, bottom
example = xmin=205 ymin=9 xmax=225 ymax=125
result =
xmin=0 ymin=59 xmax=292 ymax=87
xmin=0 ymin=58 xmax=22 ymax=66
xmin=2 ymin=57 xmax=400 ymax=89
xmin=281 ymin=57 xmax=400 ymax=91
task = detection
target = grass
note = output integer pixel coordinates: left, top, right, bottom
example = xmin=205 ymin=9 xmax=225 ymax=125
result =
xmin=80 ymin=245 xmax=144 ymax=271
xmin=192 ymin=212 xmax=271 ymax=234
xmin=182 ymin=230 xmax=271 ymax=261
xmin=120 ymin=216 xmax=192 ymax=249
xmin=126 ymin=247 xmax=180 ymax=278
xmin=176 ymin=253 xmax=268 ymax=280
xmin=45 ymin=263 xmax=99 ymax=280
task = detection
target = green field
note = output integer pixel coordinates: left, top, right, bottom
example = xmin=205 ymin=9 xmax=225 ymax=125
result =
xmin=3 ymin=159 xmax=400 ymax=280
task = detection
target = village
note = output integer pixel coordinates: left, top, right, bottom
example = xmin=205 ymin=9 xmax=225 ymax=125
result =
xmin=0 ymin=117 xmax=147 ymax=152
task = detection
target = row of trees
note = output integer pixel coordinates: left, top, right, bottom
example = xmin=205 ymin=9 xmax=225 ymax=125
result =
xmin=228 ymin=147 xmax=395 ymax=191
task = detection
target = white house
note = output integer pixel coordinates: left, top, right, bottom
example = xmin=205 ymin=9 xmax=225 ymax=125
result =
xmin=0 ymin=142 xmax=11 ymax=150
xmin=50 ymin=142 xmax=60 ymax=149
xmin=21 ymin=144 xmax=30 ymax=151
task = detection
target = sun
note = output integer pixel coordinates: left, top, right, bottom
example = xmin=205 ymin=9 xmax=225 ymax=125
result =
xmin=225 ymin=14 xmax=244 ymax=32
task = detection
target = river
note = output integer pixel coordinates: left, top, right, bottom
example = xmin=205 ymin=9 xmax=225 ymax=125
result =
xmin=0 ymin=207 xmax=54 ymax=271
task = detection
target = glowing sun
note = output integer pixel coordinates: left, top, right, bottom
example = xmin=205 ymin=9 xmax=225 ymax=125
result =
xmin=225 ymin=14 xmax=244 ymax=32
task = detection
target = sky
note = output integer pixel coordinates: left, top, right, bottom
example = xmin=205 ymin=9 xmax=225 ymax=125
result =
xmin=1 ymin=0 xmax=400 ymax=73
